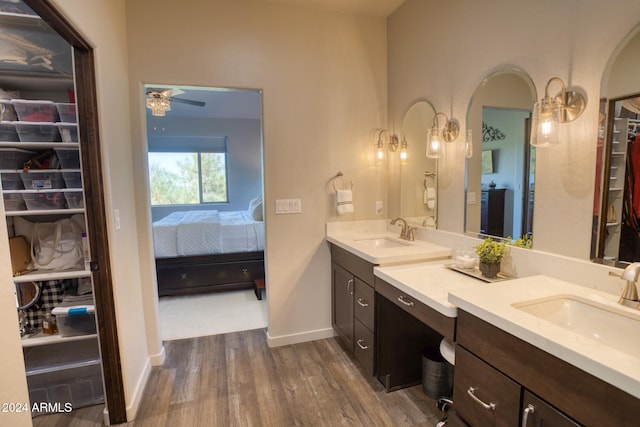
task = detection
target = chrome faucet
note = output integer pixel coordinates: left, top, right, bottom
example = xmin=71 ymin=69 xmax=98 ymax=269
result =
xmin=618 ymin=262 xmax=640 ymax=309
xmin=390 ymin=217 xmax=416 ymax=241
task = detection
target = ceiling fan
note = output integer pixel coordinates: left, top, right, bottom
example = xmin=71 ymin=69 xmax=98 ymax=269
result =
xmin=145 ymin=88 xmax=206 ymax=116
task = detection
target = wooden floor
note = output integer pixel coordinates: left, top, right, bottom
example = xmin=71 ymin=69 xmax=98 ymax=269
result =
xmin=33 ymin=329 xmax=445 ymax=426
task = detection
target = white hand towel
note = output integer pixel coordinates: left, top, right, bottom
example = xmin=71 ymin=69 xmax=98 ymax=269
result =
xmin=336 ymin=189 xmax=354 ymax=215
xmin=427 ymin=200 xmax=436 ymax=209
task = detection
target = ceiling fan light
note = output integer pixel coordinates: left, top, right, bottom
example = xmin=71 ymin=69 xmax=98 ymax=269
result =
xmin=146 ymin=96 xmax=171 ymax=117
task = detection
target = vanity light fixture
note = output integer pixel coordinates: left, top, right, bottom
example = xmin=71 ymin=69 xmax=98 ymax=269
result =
xmin=426 ymin=112 xmax=459 ymax=159
xmin=465 ymin=129 xmax=473 ymax=158
xmin=399 ymin=135 xmax=408 ymax=165
xmin=530 ymin=77 xmax=586 ymax=147
xmin=374 ymin=129 xmax=400 ymax=162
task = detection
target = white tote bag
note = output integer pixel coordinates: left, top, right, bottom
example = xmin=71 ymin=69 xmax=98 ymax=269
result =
xmin=31 ymin=218 xmax=83 ymax=270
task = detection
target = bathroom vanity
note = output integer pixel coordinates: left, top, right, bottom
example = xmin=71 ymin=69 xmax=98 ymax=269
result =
xmin=327 ymin=223 xmax=640 ymax=427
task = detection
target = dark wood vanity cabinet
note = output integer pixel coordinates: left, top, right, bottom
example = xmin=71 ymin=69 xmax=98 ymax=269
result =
xmin=453 ymin=310 xmax=638 ymax=427
xmin=330 ymin=244 xmax=376 ymax=375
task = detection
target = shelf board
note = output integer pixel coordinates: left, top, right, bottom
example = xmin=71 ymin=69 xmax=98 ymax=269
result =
xmin=0 ymin=141 xmax=78 ymax=149
xmin=606 ymin=222 xmax=620 ymax=227
xmin=609 ymin=187 xmax=624 ymax=191
xmin=5 ymin=207 xmax=84 ymax=216
xmin=13 ymin=268 xmax=91 ymax=283
xmin=21 ymin=332 xmax=97 ymax=348
xmin=25 ymin=358 xmax=100 ymax=376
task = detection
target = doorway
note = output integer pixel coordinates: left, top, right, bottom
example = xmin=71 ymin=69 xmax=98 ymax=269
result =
xmin=143 ymin=85 xmax=267 ymax=341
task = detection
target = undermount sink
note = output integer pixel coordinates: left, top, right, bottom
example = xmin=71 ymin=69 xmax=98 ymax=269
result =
xmin=353 ymin=237 xmax=412 ymax=249
xmin=513 ymin=295 xmax=640 ymax=356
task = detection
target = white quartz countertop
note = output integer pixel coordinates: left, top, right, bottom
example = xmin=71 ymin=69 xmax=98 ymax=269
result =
xmin=374 ymin=261 xmax=484 ymax=317
xmin=448 ymin=275 xmax=640 ymax=399
xmin=326 ymin=230 xmax=452 ymax=265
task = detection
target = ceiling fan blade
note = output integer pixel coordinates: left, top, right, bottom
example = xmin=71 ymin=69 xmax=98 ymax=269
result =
xmin=170 ymin=97 xmax=206 ymax=107
xmin=164 ymin=88 xmax=184 ymax=97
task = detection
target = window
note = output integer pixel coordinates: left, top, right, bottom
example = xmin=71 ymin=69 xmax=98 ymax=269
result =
xmin=148 ymin=151 xmax=228 ymax=206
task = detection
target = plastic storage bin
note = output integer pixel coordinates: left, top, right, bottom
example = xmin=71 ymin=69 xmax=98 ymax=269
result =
xmin=21 ymin=171 xmax=65 ymax=189
xmin=55 ymin=103 xmax=77 ymax=123
xmin=11 ymin=99 xmax=57 ymax=122
xmin=0 ymin=122 xmax=18 ymax=141
xmin=64 ymin=191 xmax=84 ymax=209
xmin=62 ymin=172 xmax=81 ymax=189
xmin=3 ymin=193 xmax=25 ymax=211
xmin=14 ymin=121 xmax=60 ymax=142
xmin=0 ymin=147 xmax=34 ymax=169
xmin=27 ymin=362 xmax=104 ymax=415
xmin=55 ymin=148 xmax=80 ymax=169
xmin=56 ymin=122 xmax=78 ymax=142
xmin=23 ymin=191 xmax=66 ymax=210
xmin=51 ymin=307 xmax=96 ymax=337
xmin=1 ymin=172 xmax=23 ymax=190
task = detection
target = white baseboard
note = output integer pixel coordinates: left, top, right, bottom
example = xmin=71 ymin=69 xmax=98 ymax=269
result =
xmin=149 ymin=346 xmax=166 ymax=366
xmin=125 ymin=357 xmax=152 ymax=422
xmin=266 ymin=327 xmax=336 ymax=347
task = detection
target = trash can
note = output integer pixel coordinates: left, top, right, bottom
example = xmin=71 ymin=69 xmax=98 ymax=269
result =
xmin=421 ymin=346 xmax=454 ymax=400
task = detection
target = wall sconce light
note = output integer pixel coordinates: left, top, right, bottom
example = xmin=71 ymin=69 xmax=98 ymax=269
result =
xmin=465 ymin=129 xmax=473 ymax=158
xmin=426 ymin=112 xmax=459 ymax=159
xmin=399 ymin=135 xmax=408 ymax=165
xmin=374 ymin=129 xmax=401 ymax=162
xmin=530 ymin=77 xmax=586 ymax=147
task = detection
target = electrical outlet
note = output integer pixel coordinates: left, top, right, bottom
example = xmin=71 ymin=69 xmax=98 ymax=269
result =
xmin=467 ymin=192 xmax=476 ymax=205
xmin=376 ymin=200 xmax=383 ymax=215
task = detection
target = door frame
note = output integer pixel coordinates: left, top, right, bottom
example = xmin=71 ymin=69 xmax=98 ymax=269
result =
xmin=24 ymin=0 xmax=127 ymax=423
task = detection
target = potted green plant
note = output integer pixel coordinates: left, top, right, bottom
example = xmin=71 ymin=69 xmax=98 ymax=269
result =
xmin=474 ymin=237 xmax=507 ymax=278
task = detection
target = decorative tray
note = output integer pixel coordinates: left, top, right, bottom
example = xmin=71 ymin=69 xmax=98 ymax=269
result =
xmin=444 ymin=263 xmax=512 ymax=283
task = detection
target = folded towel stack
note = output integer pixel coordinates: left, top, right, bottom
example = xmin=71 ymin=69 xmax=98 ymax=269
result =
xmin=336 ymin=189 xmax=354 ymax=215
xmin=424 ymin=187 xmax=436 ymax=209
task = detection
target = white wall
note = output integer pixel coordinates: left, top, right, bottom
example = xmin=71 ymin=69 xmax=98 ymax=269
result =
xmin=388 ymin=0 xmax=640 ymax=260
xmin=125 ymin=0 xmax=388 ymax=345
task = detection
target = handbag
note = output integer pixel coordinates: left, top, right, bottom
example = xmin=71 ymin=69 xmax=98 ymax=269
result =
xmin=9 ymin=235 xmax=32 ymax=276
xmin=31 ymin=218 xmax=83 ymax=270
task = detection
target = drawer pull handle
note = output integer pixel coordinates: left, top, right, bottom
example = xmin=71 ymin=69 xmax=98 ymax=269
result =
xmin=467 ymin=387 xmax=496 ymax=411
xmin=357 ymin=298 xmax=369 ymax=307
xmin=347 ymin=279 xmax=354 ymax=295
xmin=397 ymin=295 xmax=414 ymax=307
xmin=180 ymin=273 xmax=188 ymax=280
xmin=521 ymin=404 xmax=535 ymax=426
xmin=356 ymin=339 xmax=368 ymax=350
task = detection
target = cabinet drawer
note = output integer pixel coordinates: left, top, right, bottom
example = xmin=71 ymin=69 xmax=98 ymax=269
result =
xmin=354 ymin=279 xmax=374 ymax=331
xmin=354 ymin=318 xmax=374 ymax=376
xmin=453 ymin=346 xmax=520 ymax=427
xmin=330 ymin=244 xmax=375 ymax=284
xmin=522 ymin=391 xmax=581 ymax=427
xmin=374 ymin=277 xmax=455 ymax=340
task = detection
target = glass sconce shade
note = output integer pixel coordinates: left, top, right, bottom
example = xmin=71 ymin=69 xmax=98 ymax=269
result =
xmin=465 ymin=129 xmax=473 ymax=158
xmin=376 ymin=141 xmax=385 ymax=161
xmin=426 ymin=128 xmax=443 ymax=159
xmin=531 ymin=97 xmax=561 ymax=147
xmin=399 ymin=136 xmax=408 ymax=165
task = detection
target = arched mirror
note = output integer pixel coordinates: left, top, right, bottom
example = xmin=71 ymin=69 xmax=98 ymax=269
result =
xmin=465 ymin=68 xmax=537 ymax=243
xmin=400 ymin=100 xmax=437 ymax=227
xmin=592 ymin=25 xmax=640 ymax=266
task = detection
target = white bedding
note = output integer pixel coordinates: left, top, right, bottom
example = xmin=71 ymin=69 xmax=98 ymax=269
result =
xmin=152 ymin=210 xmax=264 ymax=258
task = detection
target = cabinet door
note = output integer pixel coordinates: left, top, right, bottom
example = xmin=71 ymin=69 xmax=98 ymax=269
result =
xmin=521 ymin=391 xmax=581 ymax=427
xmin=331 ymin=262 xmax=354 ymax=351
xmin=453 ymin=346 xmax=520 ymax=427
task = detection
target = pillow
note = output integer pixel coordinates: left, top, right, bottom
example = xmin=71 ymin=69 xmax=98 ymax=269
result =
xmin=249 ymin=196 xmax=263 ymax=221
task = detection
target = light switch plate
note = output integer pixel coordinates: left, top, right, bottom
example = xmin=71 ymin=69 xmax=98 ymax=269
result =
xmin=276 ymin=198 xmax=302 ymax=214
xmin=467 ymin=192 xmax=476 ymax=205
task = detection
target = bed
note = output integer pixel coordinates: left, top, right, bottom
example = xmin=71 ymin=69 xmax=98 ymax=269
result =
xmin=153 ymin=209 xmax=265 ymax=297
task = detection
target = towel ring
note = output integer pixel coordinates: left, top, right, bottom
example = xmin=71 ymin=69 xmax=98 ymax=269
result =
xmin=332 ymin=172 xmax=353 ymax=191
xmin=424 ymin=171 xmax=436 ymax=190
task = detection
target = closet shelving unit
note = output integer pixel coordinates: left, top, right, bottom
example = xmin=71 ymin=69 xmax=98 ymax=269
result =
xmin=602 ymin=117 xmax=629 ymax=262
xmin=0 ymin=5 xmax=104 ymax=415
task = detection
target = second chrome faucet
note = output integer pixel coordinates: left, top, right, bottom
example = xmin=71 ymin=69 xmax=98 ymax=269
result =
xmin=390 ymin=217 xmax=416 ymax=241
